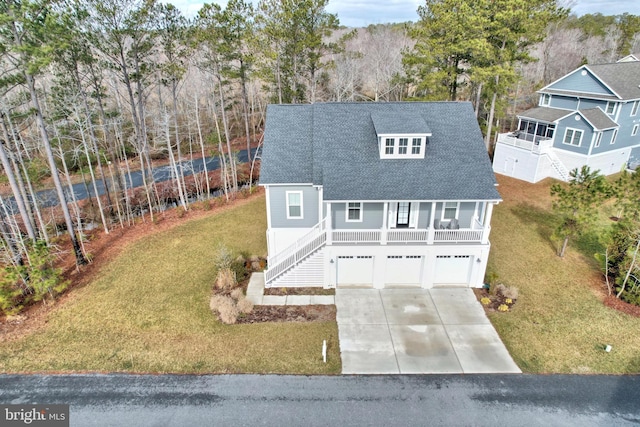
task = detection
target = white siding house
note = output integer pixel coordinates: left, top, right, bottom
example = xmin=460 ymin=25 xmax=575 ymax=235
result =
xmin=260 ymin=102 xmax=501 ymax=289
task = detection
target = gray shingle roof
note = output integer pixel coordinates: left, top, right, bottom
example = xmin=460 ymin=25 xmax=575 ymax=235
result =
xmin=586 ymin=62 xmax=640 ymax=100
xmin=261 ymin=102 xmax=500 ymax=201
xmin=580 ymin=108 xmax=618 ymax=130
xmin=519 ymin=106 xmax=572 ymax=122
xmin=371 ymin=109 xmax=431 ymax=135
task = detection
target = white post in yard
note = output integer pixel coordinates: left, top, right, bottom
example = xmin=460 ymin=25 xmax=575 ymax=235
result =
xmin=322 ymin=340 xmax=327 ymax=363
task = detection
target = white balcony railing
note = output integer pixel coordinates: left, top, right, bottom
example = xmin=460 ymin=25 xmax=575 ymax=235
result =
xmin=497 ymin=133 xmax=553 ymax=153
xmin=331 ymin=227 xmax=484 ymax=244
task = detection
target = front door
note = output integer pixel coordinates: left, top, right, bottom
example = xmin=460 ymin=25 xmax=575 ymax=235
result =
xmin=396 ymin=202 xmax=410 ymax=228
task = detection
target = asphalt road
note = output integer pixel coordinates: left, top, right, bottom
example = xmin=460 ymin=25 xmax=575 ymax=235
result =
xmin=12 ymin=148 xmax=259 ymax=210
xmin=1 ymin=374 xmax=639 ymax=426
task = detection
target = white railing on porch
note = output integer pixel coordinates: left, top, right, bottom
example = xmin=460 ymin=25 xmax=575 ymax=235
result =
xmin=331 ymin=228 xmax=483 ymax=244
xmin=265 ymin=218 xmax=327 ymax=284
xmin=497 ymin=133 xmax=553 ymax=154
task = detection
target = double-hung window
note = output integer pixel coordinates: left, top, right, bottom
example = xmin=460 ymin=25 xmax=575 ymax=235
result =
xmin=442 ymin=202 xmax=459 ymax=221
xmin=633 ymin=124 xmax=639 ymax=137
xmin=540 ymin=93 xmax=550 ymax=106
xmin=385 ymin=138 xmax=394 ymax=155
xmin=594 ymin=132 xmax=603 ymax=148
xmin=286 ymin=191 xmax=303 ymax=219
xmin=412 ymin=138 xmax=421 ymax=154
xmin=398 ymin=138 xmax=408 ymax=154
xmin=606 ymin=102 xmax=616 ymax=115
xmin=611 ymin=129 xmax=618 ymax=145
xmin=563 ymin=128 xmax=583 ymax=146
xmin=346 ymin=202 xmax=362 ymax=222
xmin=632 ymin=101 xmax=639 ymax=117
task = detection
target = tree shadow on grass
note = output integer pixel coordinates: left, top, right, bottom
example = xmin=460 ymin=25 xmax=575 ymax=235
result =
xmin=511 ymin=202 xmax=558 ymax=254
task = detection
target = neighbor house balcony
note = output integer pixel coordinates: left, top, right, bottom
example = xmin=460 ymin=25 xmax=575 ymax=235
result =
xmin=497 ymin=131 xmax=554 ymax=154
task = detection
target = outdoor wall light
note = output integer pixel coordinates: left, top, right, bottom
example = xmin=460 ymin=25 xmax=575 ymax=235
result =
xmin=330 ymin=259 xmax=334 ymax=264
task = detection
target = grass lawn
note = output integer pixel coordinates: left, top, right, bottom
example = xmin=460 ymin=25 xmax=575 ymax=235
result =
xmin=0 ymin=194 xmax=341 ymax=374
xmin=488 ymin=175 xmax=640 ymax=374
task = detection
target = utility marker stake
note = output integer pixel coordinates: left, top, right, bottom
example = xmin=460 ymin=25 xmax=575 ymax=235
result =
xmin=322 ymin=339 xmax=327 ymax=363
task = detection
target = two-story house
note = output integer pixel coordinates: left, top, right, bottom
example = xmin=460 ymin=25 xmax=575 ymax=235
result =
xmin=493 ymin=60 xmax=640 ymax=182
xmin=260 ymin=102 xmax=501 ymax=290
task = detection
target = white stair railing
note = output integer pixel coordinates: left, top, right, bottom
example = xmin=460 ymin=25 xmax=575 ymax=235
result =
xmin=544 ymin=150 xmax=570 ymax=181
xmin=265 ymin=218 xmax=327 ymax=284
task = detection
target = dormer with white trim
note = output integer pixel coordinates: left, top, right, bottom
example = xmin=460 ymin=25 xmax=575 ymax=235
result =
xmin=371 ymin=111 xmax=432 ymax=159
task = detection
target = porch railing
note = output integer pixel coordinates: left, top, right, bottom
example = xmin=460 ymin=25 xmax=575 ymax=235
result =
xmin=497 ymin=133 xmax=553 ymax=153
xmin=331 ymin=227 xmax=484 ymax=244
xmin=433 ymin=228 xmax=483 ymax=242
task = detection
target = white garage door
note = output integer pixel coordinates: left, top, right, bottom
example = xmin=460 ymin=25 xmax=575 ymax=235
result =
xmin=337 ymin=256 xmax=374 ymax=287
xmin=434 ymin=255 xmax=472 ymax=286
xmin=385 ymin=255 xmax=422 ymax=286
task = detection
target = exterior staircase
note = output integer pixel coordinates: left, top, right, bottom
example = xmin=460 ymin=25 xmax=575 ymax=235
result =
xmin=543 ymin=149 xmax=571 ymax=181
xmin=265 ymin=218 xmax=327 ymax=287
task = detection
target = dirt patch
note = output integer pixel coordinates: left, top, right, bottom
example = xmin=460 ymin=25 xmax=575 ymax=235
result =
xmin=237 ymin=305 xmax=336 ymax=324
xmin=264 ymin=287 xmax=335 ymax=296
xmin=473 ymin=288 xmax=518 ymax=313
xmin=0 ymin=189 xmax=265 ymax=342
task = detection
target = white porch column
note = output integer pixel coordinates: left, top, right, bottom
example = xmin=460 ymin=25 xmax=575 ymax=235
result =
xmin=381 ymin=202 xmax=388 ymax=245
xmin=326 ymin=202 xmax=332 ymax=245
xmin=482 ymin=202 xmax=495 ymax=244
xmin=317 ymin=186 xmax=323 ymax=223
xmin=427 ymin=201 xmax=436 ymax=244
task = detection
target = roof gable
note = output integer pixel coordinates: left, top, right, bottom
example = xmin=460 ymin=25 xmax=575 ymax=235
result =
xmin=544 ymin=66 xmax=616 ymax=97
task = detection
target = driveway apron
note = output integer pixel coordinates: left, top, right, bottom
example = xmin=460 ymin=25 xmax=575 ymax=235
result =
xmin=335 ymin=288 xmax=521 ymax=374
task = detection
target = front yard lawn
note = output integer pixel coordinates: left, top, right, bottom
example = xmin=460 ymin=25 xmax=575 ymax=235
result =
xmin=0 ymin=193 xmax=341 ymax=374
xmin=488 ymin=175 xmax=640 ymax=373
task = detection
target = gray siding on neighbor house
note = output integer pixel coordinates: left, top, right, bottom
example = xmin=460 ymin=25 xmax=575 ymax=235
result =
xmin=268 ymin=185 xmax=319 ymax=228
xmin=590 ymin=128 xmax=623 ymax=155
xmin=553 ymin=115 xmax=594 ymax=155
xmin=332 ymin=202 xmax=384 ymax=229
xmin=578 ymin=98 xmax=607 ymax=111
xmin=548 ymin=69 xmax=613 ymax=95
xmin=550 ymin=95 xmax=579 ymax=110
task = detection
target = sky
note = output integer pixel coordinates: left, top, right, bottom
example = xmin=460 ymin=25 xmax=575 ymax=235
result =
xmin=165 ymin=0 xmax=640 ymax=28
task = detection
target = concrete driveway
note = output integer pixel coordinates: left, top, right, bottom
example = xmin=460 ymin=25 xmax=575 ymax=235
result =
xmin=335 ymin=288 xmax=521 ymax=374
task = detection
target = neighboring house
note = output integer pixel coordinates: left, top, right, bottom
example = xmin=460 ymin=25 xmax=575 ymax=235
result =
xmin=493 ymin=59 xmax=640 ymax=182
xmin=260 ymin=102 xmax=501 ymax=289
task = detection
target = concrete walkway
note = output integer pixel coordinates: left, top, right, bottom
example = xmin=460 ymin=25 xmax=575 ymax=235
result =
xmin=336 ymin=288 xmax=521 ymax=375
xmin=246 ymin=273 xmax=335 ymax=306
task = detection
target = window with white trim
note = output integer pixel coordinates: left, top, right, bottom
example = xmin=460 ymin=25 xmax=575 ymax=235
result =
xmin=594 ymin=132 xmax=603 ymax=148
xmin=563 ymin=128 xmax=583 ymax=146
xmin=286 ymin=191 xmax=303 ymax=219
xmin=633 ymin=124 xmax=639 ymax=137
xmin=631 ymin=101 xmax=639 ymax=117
xmin=540 ymin=93 xmax=550 ymax=106
xmin=398 ymin=138 xmax=408 ymax=154
xmin=611 ymin=129 xmax=618 ymax=145
xmin=605 ymin=102 xmax=616 ymax=115
xmin=346 ymin=202 xmax=362 ymax=222
xmin=385 ymin=138 xmax=394 ymax=155
xmin=442 ymin=202 xmax=459 ymax=221
xmin=412 ymin=138 xmax=421 ymax=154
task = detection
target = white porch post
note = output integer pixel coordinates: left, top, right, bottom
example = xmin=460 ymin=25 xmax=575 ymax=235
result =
xmin=381 ymin=202 xmax=388 ymax=245
xmin=427 ymin=201 xmax=436 ymax=244
xmin=326 ymin=202 xmax=332 ymax=245
xmin=482 ymin=202 xmax=495 ymax=244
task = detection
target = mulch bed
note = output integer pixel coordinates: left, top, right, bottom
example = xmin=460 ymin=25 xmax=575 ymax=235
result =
xmin=473 ymin=288 xmax=517 ymax=313
xmin=236 ymin=305 xmax=336 ymax=324
xmin=603 ymin=295 xmax=640 ymax=317
xmin=263 ymin=287 xmax=335 ymax=296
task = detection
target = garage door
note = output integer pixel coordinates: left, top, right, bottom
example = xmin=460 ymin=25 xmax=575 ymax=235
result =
xmin=385 ymin=255 xmax=422 ymax=286
xmin=337 ymin=256 xmax=374 ymax=287
xmin=434 ymin=255 xmax=472 ymax=285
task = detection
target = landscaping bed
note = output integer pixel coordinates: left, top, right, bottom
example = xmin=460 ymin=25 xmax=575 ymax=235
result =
xmin=237 ymin=305 xmax=336 ymax=324
xmin=263 ymin=287 xmax=335 ymax=296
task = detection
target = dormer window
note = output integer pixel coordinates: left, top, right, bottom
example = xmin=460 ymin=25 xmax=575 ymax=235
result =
xmin=379 ymin=135 xmax=428 ymax=159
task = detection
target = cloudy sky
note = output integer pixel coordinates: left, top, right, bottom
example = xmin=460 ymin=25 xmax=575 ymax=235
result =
xmin=166 ymin=0 xmax=640 ymax=28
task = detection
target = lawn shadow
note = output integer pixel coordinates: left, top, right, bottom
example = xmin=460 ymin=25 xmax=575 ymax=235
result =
xmin=511 ymin=202 xmax=558 ymax=254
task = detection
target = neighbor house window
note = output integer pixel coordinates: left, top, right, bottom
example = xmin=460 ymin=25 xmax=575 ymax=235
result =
xmin=605 ymin=102 xmax=616 ymax=115
xmin=632 ymin=101 xmax=639 ymax=117
xmin=346 ymin=202 xmax=362 ymax=222
xmin=540 ymin=93 xmax=550 ymax=106
xmin=563 ymin=128 xmax=583 ymax=146
xmin=286 ymin=191 xmax=303 ymax=219
xmin=412 ymin=138 xmax=421 ymax=154
xmin=442 ymin=202 xmax=459 ymax=221
xmin=611 ymin=129 xmax=618 ymax=144
xmin=633 ymin=124 xmax=639 ymax=137
xmin=594 ymin=132 xmax=603 ymax=148
xmin=398 ymin=138 xmax=408 ymax=154
xmin=385 ymin=138 xmax=394 ymax=155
